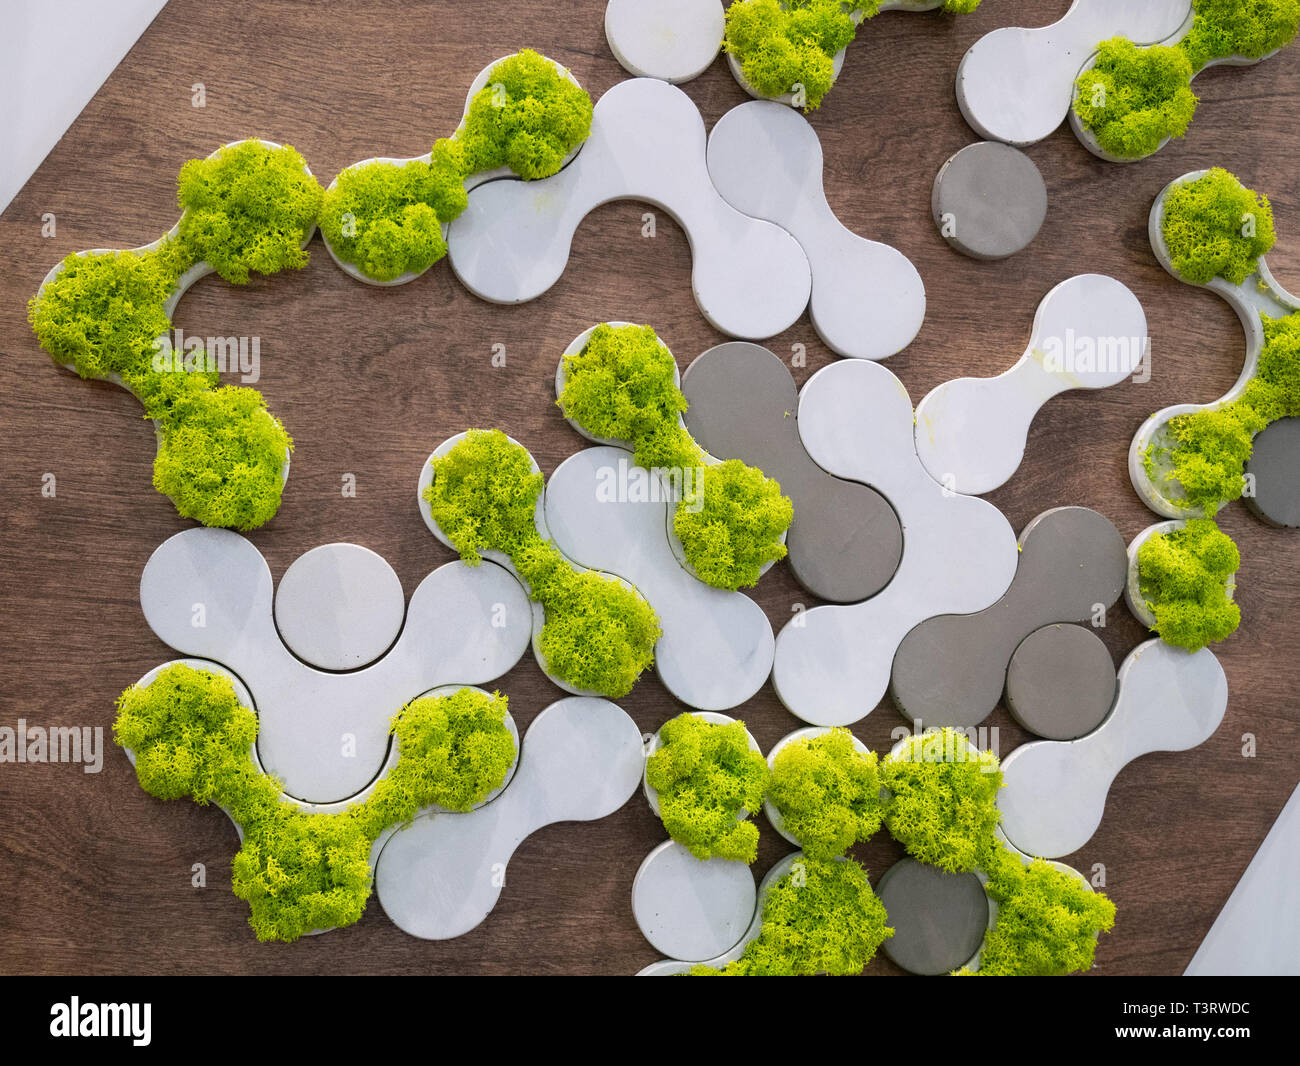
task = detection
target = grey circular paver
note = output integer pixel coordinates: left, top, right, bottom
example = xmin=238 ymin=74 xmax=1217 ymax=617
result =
xmin=932 ymin=142 xmax=1047 ymax=260
xmin=1005 ymin=623 xmax=1116 ymax=740
xmin=1246 ymin=417 xmax=1300 ymax=528
xmin=877 ymin=859 xmax=989 ymax=976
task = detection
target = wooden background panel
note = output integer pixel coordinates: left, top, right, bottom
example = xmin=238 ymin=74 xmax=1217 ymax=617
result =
xmin=0 ymin=0 xmax=1297 ymax=975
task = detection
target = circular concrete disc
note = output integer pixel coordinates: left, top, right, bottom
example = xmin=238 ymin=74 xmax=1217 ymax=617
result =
xmin=605 ymin=0 xmax=724 ymax=84
xmin=1005 ymin=624 xmax=1116 ymax=741
xmin=877 ymin=859 xmax=989 ymax=976
xmin=632 ymin=840 xmax=756 ymax=962
xmin=1246 ymin=417 xmax=1300 ymax=528
xmin=275 ymin=543 xmax=405 ymax=670
xmin=681 ymin=342 xmax=903 ymax=603
xmin=932 ymin=142 xmax=1047 ymax=260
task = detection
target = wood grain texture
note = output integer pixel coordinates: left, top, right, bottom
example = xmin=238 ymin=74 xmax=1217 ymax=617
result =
xmin=1 ymin=0 xmax=1297 ymax=976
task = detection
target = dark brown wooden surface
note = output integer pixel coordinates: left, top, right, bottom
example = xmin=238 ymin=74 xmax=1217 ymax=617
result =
xmin=1 ymin=0 xmax=1297 ymax=976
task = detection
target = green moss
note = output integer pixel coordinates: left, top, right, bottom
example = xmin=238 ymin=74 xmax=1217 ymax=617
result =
xmin=176 ymin=140 xmax=323 ymax=285
xmin=28 ymin=247 xmax=178 ymax=382
xmin=116 ymin=664 xmax=522 ymax=942
xmin=962 ymin=848 xmax=1116 ymax=976
xmin=692 ymin=857 xmax=892 ymax=975
xmin=423 ymin=429 xmax=660 ymax=697
xmin=723 ymin=0 xmax=868 ymax=110
xmin=1137 ymin=519 xmax=1240 ymax=650
xmin=1072 ymin=39 xmax=1197 ymax=159
xmin=1245 ymin=311 xmax=1300 ymax=421
xmin=1161 ymin=168 xmax=1275 ymax=286
xmin=766 ymin=728 xmax=884 ymax=860
xmin=941 ymin=0 xmax=982 ymax=12
xmin=456 ymin=50 xmax=593 ymax=181
xmin=558 ymin=323 xmax=792 ymax=591
xmin=318 ymin=160 xmax=450 ymax=282
xmin=153 ymin=385 xmax=292 ymax=531
xmin=880 ymin=729 xmax=1003 ymax=873
xmin=1181 ymin=0 xmax=1300 ymax=72
xmin=645 ymin=712 xmax=768 ymax=863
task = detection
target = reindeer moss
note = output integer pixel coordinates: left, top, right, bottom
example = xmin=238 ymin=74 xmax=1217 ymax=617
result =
xmin=766 ymin=728 xmax=884 ymax=860
xmin=880 ymin=729 xmax=1003 ymax=873
xmin=176 ymin=140 xmax=322 ymax=284
xmin=1072 ymin=39 xmax=1197 ymax=159
xmin=558 ymin=323 xmax=791 ymax=590
xmin=1137 ymin=519 xmax=1240 ymax=650
xmin=1181 ymin=0 xmax=1300 ymax=72
xmin=457 ymin=50 xmax=593 ymax=181
xmin=1161 ymin=168 xmax=1275 ymax=286
xmin=423 ymin=429 xmax=659 ymax=696
xmin=691 ymin=856 xmax=892 ymax=975
xmin=961 ymin=848 xmax=1116 ymax=976
xmin=645 ymin=713 xmax=768 ymax=863
xmin=152 ymin=386 xmax=292 ymax=531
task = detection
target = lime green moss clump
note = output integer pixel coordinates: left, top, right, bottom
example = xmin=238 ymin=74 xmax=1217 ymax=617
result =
xmin=724 ymin=0 xmax=867 ymax=110
xmin=691 ymin=857 xmax=892 ymax=975
xmin=645 ymin=713 xmax=768 ymax=863
xmin=153 ymin=386 xmax=291 ymax=531
xmin=319 ymin=159 xmax=455 ymax=282
xmin=1146 ymin=311 xmax=1300 ymax=514
xmin=176 ymin=140 xmax=322 ymax=284
xmin=423 ymin=429 xmax=660 ymax=696
xmin=557 ymin=323 xmax=791 ymax=590
xmin=1137 ymin=519 xmax=1241 ymax=650
xmin=963 ymin=848 xmax=1116 ymax=976
xmin=880 ymin=729 xmax=1003 ymax=873
xmin=766 ymin=728 xmax=884 ymax=860
xmin=1181 ymin=0 xmax=1300 ymax=72
xmin=1161 ymin=168 xmax=1275 ymax=286
xmin=457 ymin=50 xmax=593 ymax=181
xmin=1072 ymin=39 xmax=1197 ymax=159
xmin=115 ymin=666 xmax=517 ymax=942
xmin=941 ymin=0 xmax=982 ymax=12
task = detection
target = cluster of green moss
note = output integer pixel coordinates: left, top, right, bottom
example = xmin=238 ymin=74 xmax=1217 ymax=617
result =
xmin=690 ymin=857 xmax=892 ymax=975
xmin=646 ymin=713 xmax=769 ymax=863
xmin=28 ymin=140 xmax=314 ymax=528
xmin=318 ymin=51 xmax=591 ymax=281
xmin=1137 ymin=519 xmax=1241 ymax=650
xmin=765 ymin=728 xmax=884 ymax=860
xmin=1072 ymin=39 xmax=1197 ymax=159
xmin=557 ymin=323 xmax=792 ymax=590
xmin=115 ymin=663 xmax=517 ymax=941
xmin=177 ymin=140 xmax=322 ymax=285
xmin=1181 ymin=0 xmax=1300 ymax=72
xmin=960 ymin=847 xmax=1116 ymax=976
xmin=880 ymin=728 xmax=1003 ymax=873
xmin=1162 ymin=168 xmax=1275 ymax=286
xmin=423 ymin=429 xmax=660 ymax=696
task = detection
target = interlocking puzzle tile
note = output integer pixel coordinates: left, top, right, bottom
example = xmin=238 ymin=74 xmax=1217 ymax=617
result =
xmin=914 ymin=274 xmax=1147 ymax=496
xmin=446 ymin=77 xmax=813 ymax=341
xmin=998 ymin=638 xmax=1228 ymax=859
xmin=931 ymin=142 xmax=1048 ymax=261
xmin=632 ymin=840 xmax=756 ymax=962
xmin=1131 ymin=170 xmax=1300 ymax=519
xmin=706 ymin=100 xmax=925 ymax=360
xmin=1185 ymin=782 xmax=1300 ymax=976
xmin=544 ymin=445 xmax=776 ymax=710
xmin=770 ymin=359 xmax=1019 ymax=727
xmin=321 ymin=54 xmax=586 ymax=287
xmin=956 ymin=0 xmax=1191 ymax=146
xmin=139 ymin=528 xmax=532 ymax=804
xmin=1245 ymin=417 xmax=1300 ymax=527
xmin=679 ymin=341 xmax=902 ymax=603
xmin=605 ymin=0 xmax=725 ymax=84
xmin=374 ymin=696 xmax=644 ymax=939
xmin=876 ymin=858 xmax=989 ymax=976
xmin=890 ymin=506 xmax=1127 ymax=732
xmin=1004 ymin=623 xmax=1116 ymax=741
